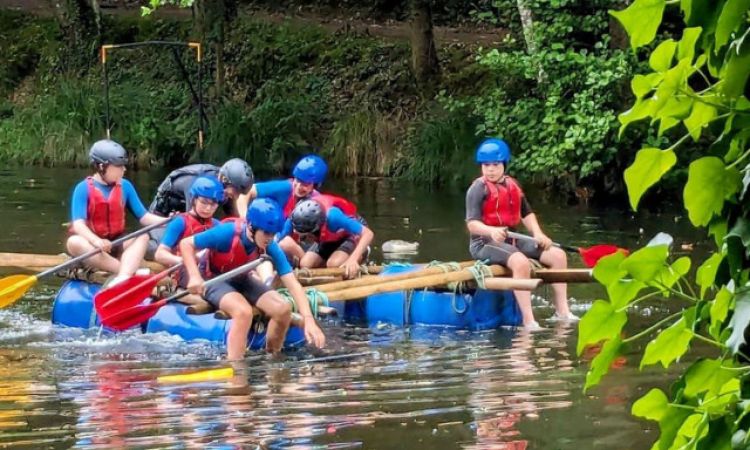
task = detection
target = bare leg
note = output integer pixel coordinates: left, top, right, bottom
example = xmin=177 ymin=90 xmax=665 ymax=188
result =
xmin=218 ymin=292 xmax=254 ymax=360
xmin=254 ymin=291 xmax=292 ymax=353
xmin=507 ymin=252 xmax=536 ymax=327
xmin=539 ymin=247 xmax=571 ymax=317
xmin=299 ymin=251 xmax=324 ymax=269
xmin=253 ymin=260 xmax=275 ymax=285
xmin=117 ymin=234 xmax=149 ymax=278
xmin=325 ymin=250 xmax=350 ymax=268
xmin=66 ymin=235 xmax=120 ymax=273
xmin=278 ymin=236 xmax=304 ymax=266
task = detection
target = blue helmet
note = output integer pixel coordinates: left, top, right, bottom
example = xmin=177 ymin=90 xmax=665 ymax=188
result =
xmin=247 ymin=198 xmax=284 ymax=233
xmin=189 ymin=175 xmax=225 ymax=203
xmin=292 ymin=154 xmax=328 ymax=185
xmin=475 ymin=138 xmax=511 ymax=165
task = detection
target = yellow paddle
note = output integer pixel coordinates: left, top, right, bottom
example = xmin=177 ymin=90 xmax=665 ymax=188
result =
xmin=157 ymin=367 xmax=234 ymax=384
xmin=0 ymin=218 xmax=173 ymax=309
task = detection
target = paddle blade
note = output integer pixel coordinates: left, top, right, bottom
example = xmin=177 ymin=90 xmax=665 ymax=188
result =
xmin=94 ymin=274 xmax=161 ymax=319
xmin=0 ymin=275 xmax=38 ymax=308
xmin=99 ymin=299 xmax=166 ymax=331
xmin=579 ymin=245 xmax=629 ymax=268
xmin=157 ymin=367 xmax=234 ymax=384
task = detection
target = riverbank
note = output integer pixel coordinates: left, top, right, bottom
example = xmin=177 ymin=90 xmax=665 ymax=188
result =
xmin=0 ymin=1 xmax=648 ymax=198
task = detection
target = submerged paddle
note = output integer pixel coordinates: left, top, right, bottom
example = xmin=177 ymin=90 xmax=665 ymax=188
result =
xmin=0 ymin=218 xmax=173 ymax=309
xmin=96 ymin=255 xmax=269 ymax=331
xmin=506 ymin=231 xmax=627 ymax=268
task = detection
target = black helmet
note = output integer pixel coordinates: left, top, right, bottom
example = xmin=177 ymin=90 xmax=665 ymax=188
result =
xmin=219 ymin=158 xmax=254 ymax=194
xmin=89 ymin=139 xmax=128 ymax=166
xmin=291 ymin=199 xmax=325 ymax=234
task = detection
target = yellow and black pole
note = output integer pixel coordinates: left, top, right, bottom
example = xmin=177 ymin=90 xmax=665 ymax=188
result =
xmin=98 ymin=41 xmax=205 ymax=149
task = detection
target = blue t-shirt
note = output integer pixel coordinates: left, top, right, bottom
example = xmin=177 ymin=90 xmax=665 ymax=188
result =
xmin=70 ymin=178 xmax=148 ymax=222
xmin=159 ymin=215 xmax=221 ymax=250
xmin=279 ymin=206 xmax=363 ymax=240
xmin=193 ymin=221 xmax=292 ymax=276
xmin=255 ymin=179 xmax=293 ymax=212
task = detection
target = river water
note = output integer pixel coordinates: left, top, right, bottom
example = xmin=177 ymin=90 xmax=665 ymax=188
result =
xmin=0 ymin=167 xmax=705 ymax=449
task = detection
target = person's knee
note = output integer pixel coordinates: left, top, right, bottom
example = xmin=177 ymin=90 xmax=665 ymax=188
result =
xmin=545 ymin=247 xmax=567 ymax=268
xmin=507 ymin=253 xmax=531 ymax=275
xmin=232 ymin=304 xmax=254 ymax=324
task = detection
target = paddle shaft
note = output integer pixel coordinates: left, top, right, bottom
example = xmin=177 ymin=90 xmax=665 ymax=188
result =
xmin=36 ymin=218 xmax=173 ymax=280
xmin=506 ymin=231 xmax=578 ymax=253
xmin=161 ymin=256 xmax=269 ymax=304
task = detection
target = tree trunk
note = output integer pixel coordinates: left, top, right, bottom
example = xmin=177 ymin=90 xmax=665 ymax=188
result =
xmin=608 ymin=1 xmax=630 ymax=49
xmin=515 ymin=0 xmax=545 ymax=83
xmin=409 ymin=0 xmax=439 ymax=93
xmin=46 ymin=0 xmax=101 ymax=71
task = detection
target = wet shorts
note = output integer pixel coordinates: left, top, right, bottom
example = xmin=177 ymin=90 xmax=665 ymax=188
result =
xmin=202 ymin=274 xmax=271 ymax=309
xmin=471 ymin=237 xmax=544 ymax=266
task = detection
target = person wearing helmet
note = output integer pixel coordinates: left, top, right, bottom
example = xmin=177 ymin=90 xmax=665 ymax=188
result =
xmin=180 ymin=198 xmax=326 ymax=359
xmin=154 ymin=175 xmax=223 ymax=268
xmin=146 ymin=158 xmax=254 ymax=259
xmin=281 ymin=194 xmax=374 ymax=279
xmin=245 ymin=154 xmax=327 ymax=261
xmin=66 ymin=139 xmax=164 ymax=284
xmin=465 ymin=138 xmax=575 ymax=329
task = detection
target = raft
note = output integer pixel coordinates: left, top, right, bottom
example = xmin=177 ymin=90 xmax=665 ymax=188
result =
xmin=51 ymin=280 xmax=305 ymax=350
xmin=330 ymin=265 xmax=522 ymax=330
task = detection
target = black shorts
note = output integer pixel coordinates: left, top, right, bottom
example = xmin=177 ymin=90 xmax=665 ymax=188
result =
xmin=203 ymin=274 xmax=271 ymax=309
xmin=308 ymin=215 xmax=367 ymax=260
xmin=471 ymin=237 xmax=544 ymax=266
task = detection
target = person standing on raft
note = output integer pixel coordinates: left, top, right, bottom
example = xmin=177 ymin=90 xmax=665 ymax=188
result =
xmin=66 ymin=140 xmax=164 ymax=285
xmin=246 ymin=154 xmax=327 ymax=262
xmin=464 ymin=138 xmax=577 ymax=329
xmin=180 ymin=198 xmax=326 ymax=359
xmin=284 ymin=195 xmax=374 ymax=279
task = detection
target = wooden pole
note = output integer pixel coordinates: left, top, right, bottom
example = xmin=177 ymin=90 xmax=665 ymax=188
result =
xmin=315 ymin=261 xmax=477 ymax=293
xmin=0 ymin=252 xmax=164 ymax=272
xmin=326 ymin=266 xmax=541 ymax=302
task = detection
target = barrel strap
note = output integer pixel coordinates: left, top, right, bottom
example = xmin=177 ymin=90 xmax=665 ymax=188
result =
xmin=276 ymin=288 xmax=329 ymax=318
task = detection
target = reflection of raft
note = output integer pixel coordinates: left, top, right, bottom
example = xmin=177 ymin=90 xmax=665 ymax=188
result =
xmin=331 ymin=265 xmax=522 ymax=330
xmin=51 ymin=280 xmax=305 ymax=350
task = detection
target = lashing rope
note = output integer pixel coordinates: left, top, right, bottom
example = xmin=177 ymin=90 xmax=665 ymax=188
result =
xmin=276 ymin=287 xmax=330 ymax=318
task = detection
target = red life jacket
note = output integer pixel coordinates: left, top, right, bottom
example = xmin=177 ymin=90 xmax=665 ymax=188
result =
xmin=207 ymin=218 xmax=259 ymax=274
xmin=85 ymin=177 xmax=126 ymax=239
xmin=175 ymin=212 xmax=215 ymax=255
xmin=282 ymin=178 xmax=320 ymax=218
xmin=315 ymin=194 xmax=358 ymax=244
xmin=480 ymin=176 xmax=523 ymax=228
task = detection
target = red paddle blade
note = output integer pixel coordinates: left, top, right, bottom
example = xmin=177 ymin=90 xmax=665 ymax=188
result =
xmin=99 ymin=299 xmax=167 ymax=331
xmin=94 ymin=274 xmax=163 ymax=318
xmin=579 ymin=245 xmax=629 ymax=268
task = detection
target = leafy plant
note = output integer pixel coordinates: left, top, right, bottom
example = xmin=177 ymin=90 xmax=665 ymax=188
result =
xmin=578 ymin=0 xmax=750 ymax=447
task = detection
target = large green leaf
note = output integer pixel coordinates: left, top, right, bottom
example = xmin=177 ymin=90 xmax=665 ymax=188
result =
xmin=593 ymin=250 xmax=628 ymax=285
xmin=631 ymin=73 xmax=663 ymax=98
xmin=619 ymin=98 xmax=658 ymax=133
xmin=608 ymin=278 xmax=647 ymax=309
xmin=655 ymin=408 xmax=694 ymax=450
xmin=726 ymin=287 xmax=750 ymax=354
xmin=651 ymin=256 xmax=691 ymax=294
xmin=609 ymin=0 xmax=666 ymax=49
xmin=716 ymin=0 xmax=750 ymax=48
xmin=683 ymin=101 xmax=717 ymax=141
xmin=677 ymin=27 xmax=703 ymax=62
xmin=726 ymin=217 xmax=750 ymax=256
xmin=721 ymin=40 xmax=750 ymax=98
xmin=710 ymin=287 xmax=732 ymax=340
xmin=576 ymin=300 xmax=628 ymax=355
xmin=632 ymin=388 xmax=669 ymax=421
xmin=683 ymin=157 xmax=742 ymax=226
xmin=621 ymin=244 xmax=670 ymax=282
xmin=624 ymin=148 xmax=677 ymax=210
xmin=684 ymin=358 xmax=736 ymax=398
xmin=650 ymin=39 xmax=677 ymax=71
xmin=584 ymin=336 xmax=622 ymax=391
xmin=696 ymin=252 xmax=724 ymax=298
xmin=641 ymin=316 xmax=694 ymax=368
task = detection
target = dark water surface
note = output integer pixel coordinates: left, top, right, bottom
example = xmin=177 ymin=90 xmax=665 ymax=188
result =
xmin=0 ymin=167 xmax=706 ymax=449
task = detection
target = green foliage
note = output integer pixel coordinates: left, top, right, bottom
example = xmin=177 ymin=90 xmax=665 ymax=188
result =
xmin=580 ymin=0 xmax=750 ymax=447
